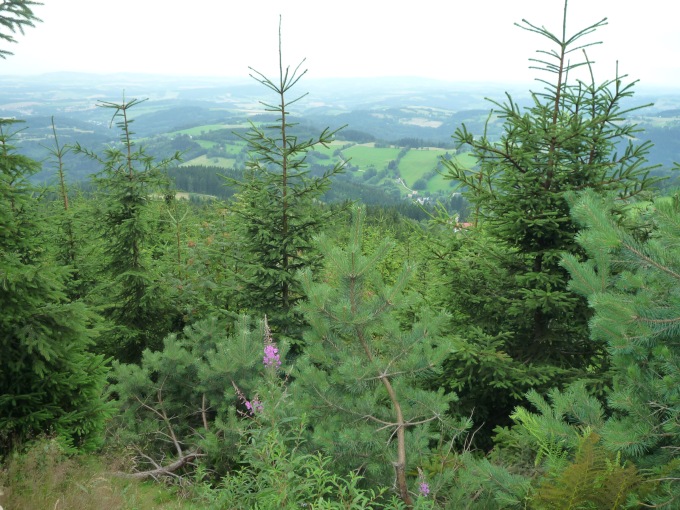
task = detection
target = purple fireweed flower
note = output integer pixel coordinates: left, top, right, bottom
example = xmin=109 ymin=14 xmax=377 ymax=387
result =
xmin=263 ymin=316 xmax=281 ymax=368
xmin=263 ymin=343 xmax=281 ymax=367
xmin=417 ymin=467 xmax=430 ymax=497
xmin=245 ymin=399 xmax=263 ymax=414
xmin=233 ymin=381 xmax=263 ymax=416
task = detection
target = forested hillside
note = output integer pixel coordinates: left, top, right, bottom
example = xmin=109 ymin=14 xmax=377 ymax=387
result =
xmin=2 ymin=1 xmax=680 ymax=509
xmin=2 ymin=63 xmax=679 ymax=202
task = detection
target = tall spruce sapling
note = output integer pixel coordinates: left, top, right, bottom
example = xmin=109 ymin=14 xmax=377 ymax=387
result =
xmin=41 ymin=117 xmax=87 ymax=299
xmin=74 ymin=97 xmax=182 ymax=363
xmin=227 ymin=21 xmax=345 ymax=341
xmin=0 ymin=119 xmax=111 ymax=454
xmin=294 ymin=208 xmax=465 ymax=506
xmin=435 ymin=0 xmax=662 ymax=441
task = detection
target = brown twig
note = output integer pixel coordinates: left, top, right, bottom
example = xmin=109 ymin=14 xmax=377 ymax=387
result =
xmin=112 ymin=452 xmax=205 ymax=480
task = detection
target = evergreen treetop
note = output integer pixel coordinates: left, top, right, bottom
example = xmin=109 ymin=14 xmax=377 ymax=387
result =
xmin=227 ymin=21 xmax=345 ymax=339
xmin=431 ymin=0 xmax=664 ymax=446
xmin=0 ymin=119 xmax=110 ymax=454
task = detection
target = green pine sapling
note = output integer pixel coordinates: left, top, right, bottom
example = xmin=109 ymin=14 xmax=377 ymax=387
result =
xmin=294 ymin=208 xmax=465 ymax=506
xmin=562 ymin=191 xmax=680 ymax=506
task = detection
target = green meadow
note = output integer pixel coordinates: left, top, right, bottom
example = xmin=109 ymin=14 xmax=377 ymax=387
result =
xmin=343 ymin=144 xmax=401 ymax=169
xmin=398 ymin=148 xmax=445 ymax=187
xmin=426 ymin=153 xmax=475 ymax=192
xmin=181 ymin=154 xmax=235 ymax=168
xmin=312 ymin=140 xmax=345 ymax=157
xmin=195 ymin=139 xmax=216 ymax=149
xmin=171 ymin=124 xmax=476 ymax=199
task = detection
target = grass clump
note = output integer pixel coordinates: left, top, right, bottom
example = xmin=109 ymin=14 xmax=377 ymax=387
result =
xmin=0 ymin=438 xmax=196 ymax=510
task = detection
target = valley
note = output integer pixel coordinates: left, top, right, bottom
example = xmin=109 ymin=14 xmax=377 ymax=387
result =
xmin=2 ymin=72 xmax=678 ymax=209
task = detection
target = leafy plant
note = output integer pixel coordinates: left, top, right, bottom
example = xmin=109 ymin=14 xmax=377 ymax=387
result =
xmin=532 ymin=431 xmax=640 ymax=510
xmin=202 ymin=421 xmax=410 ymax=510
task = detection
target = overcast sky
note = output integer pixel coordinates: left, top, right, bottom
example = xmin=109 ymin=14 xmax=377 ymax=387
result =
xmin=2 ymin=0 xmax=678 ymax=87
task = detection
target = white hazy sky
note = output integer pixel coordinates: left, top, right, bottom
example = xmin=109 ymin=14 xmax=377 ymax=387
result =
xmin=2 ymin=0 xmax=679 ymax=87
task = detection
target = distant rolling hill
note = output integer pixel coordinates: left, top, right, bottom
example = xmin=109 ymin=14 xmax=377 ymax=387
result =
xmin=0 ymin=73 xmax=676 ymax=193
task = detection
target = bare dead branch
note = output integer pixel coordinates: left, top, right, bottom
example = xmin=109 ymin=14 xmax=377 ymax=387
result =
xmin=112 ymin=452 xmax=205 ymax=480
xmin=201 ymin=393 xmax=209 ymax=431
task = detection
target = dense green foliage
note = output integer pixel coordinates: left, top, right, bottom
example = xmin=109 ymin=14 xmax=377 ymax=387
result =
xmin=225 ymin=33 xmax=345 ymax=340
xmin=4 ymin=2 xmax=680 ymax=509
xmin=73 ymin=99 xmax=182 ymax=362
xmin=430 ymin=2 xmax=662 ymax=444
xmin=107 ymin=315 xmax=266 ymax=476
xmin=0 ymin=119 xmax=110 ymax=454
xmin=562 ymin=191 xmax=680 ymax=506
xmin=294 ymin=209 xmax=465 ymax=503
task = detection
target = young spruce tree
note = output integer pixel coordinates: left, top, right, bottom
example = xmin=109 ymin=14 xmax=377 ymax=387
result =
xmin=434 ymin=0 xmax=661 ymax=441
xmin=0 ymin=119 xmax=110 ymax=453
xmin=42 ymin=118 xmax=87 ymax=299
xmin=227 ymin=23 xmax=345 ymax=341
xmin=74 ymin=98 xmax=181 ymax=362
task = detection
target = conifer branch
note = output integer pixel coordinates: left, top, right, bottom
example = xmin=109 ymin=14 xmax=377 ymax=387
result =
xmin=623 ymin=244 xmax=680 ymax=281
xmin=0 ymin=0 xmax=42 ymax=58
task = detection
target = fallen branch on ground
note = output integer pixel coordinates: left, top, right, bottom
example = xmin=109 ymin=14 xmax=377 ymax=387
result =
xmin=112 ymin=451 xmax=205 ymax=480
